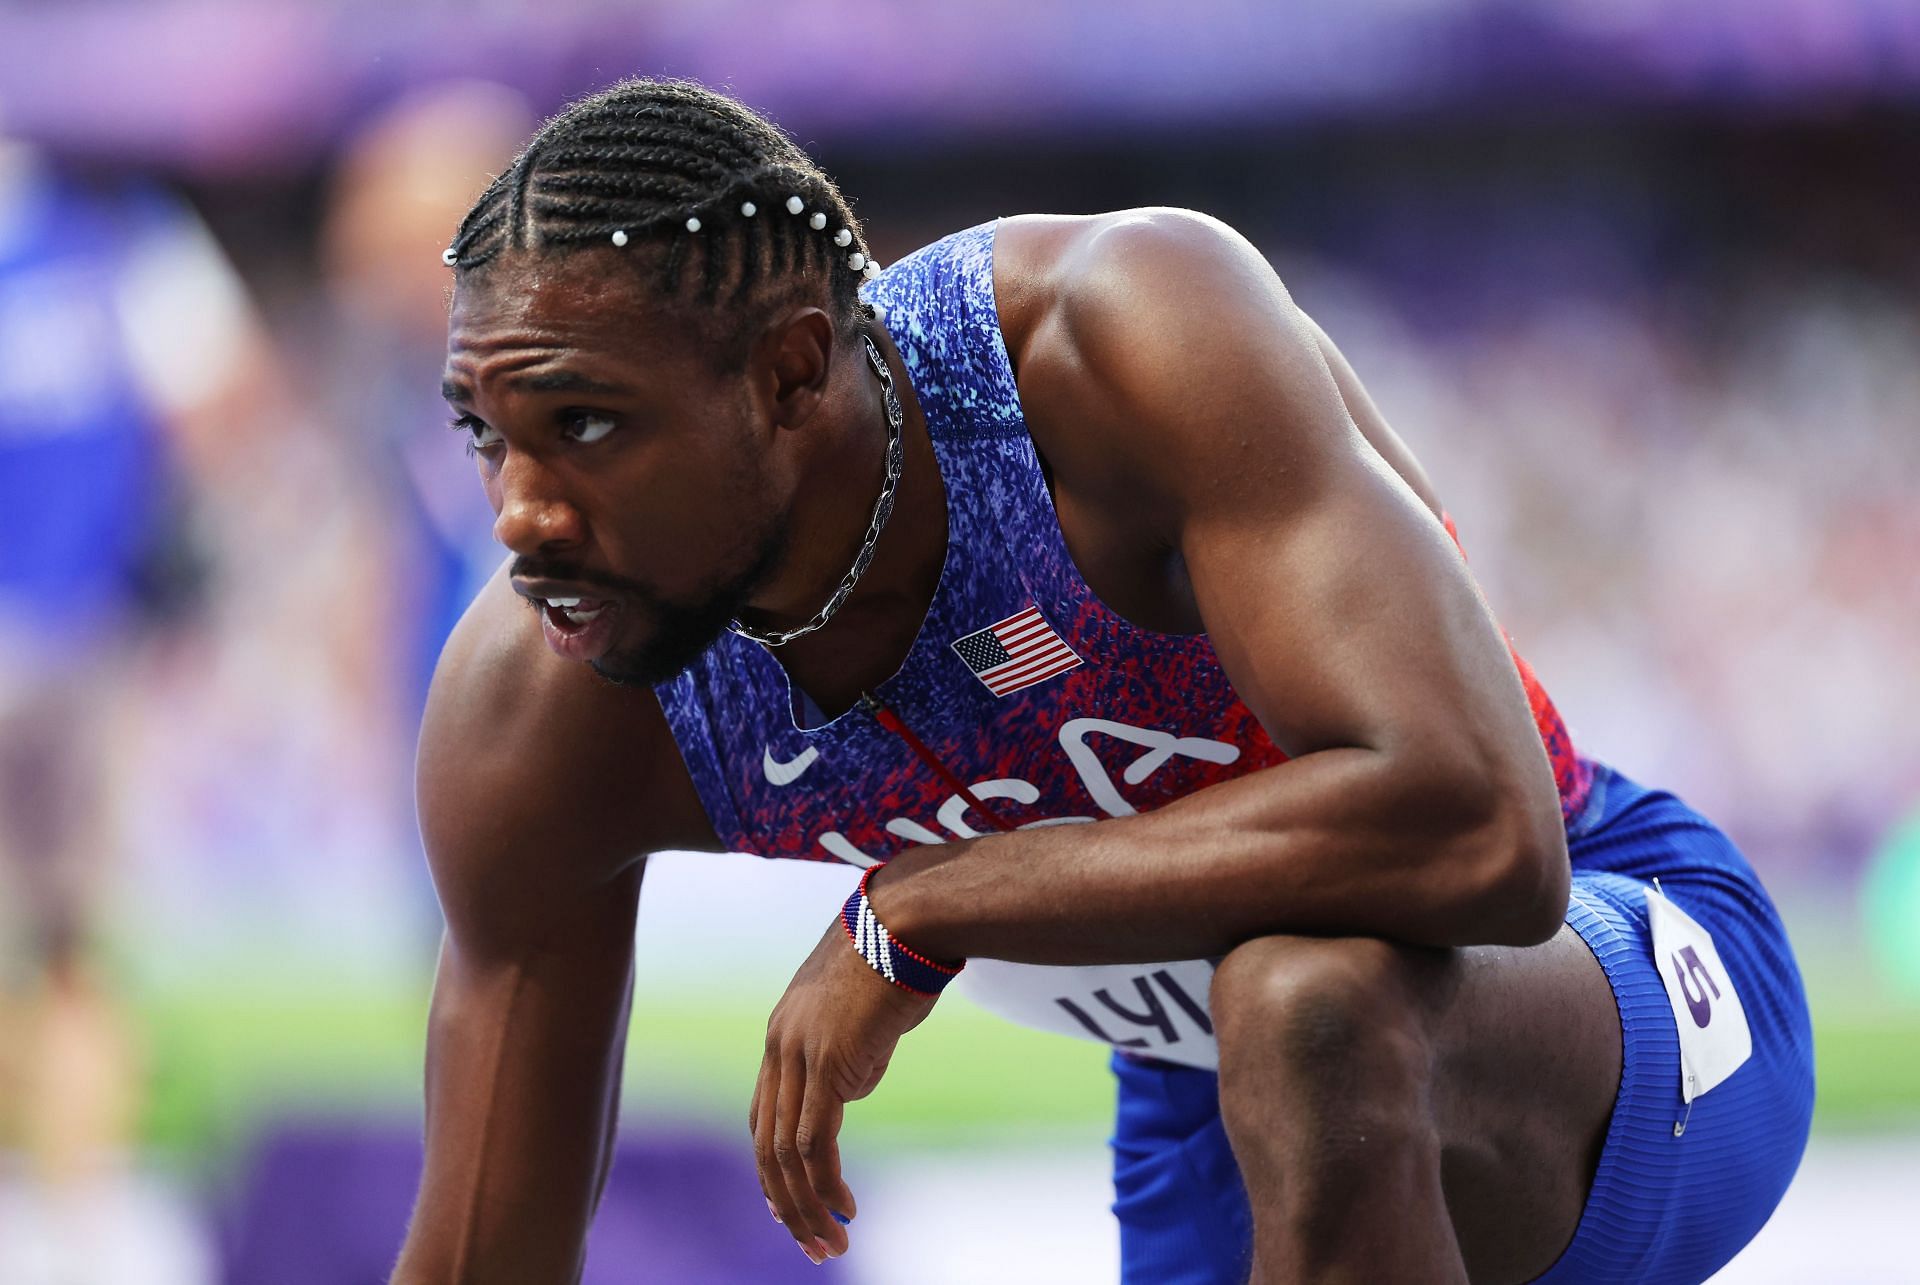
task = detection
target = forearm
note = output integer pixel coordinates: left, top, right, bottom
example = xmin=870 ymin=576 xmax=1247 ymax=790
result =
xmin=392 ymin=942 xmax=636 ymax=1284
xmin=871 ymin=748 xmax=1567 ymax=965
xmin=586 ymin=964 xmax=635 ymax=1220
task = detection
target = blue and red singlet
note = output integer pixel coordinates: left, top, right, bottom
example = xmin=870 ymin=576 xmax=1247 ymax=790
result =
xmin=657 ymin=222 xmax=1588 ymax=871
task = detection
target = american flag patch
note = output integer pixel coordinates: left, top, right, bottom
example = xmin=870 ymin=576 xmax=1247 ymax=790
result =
xmin=951 ymin=604 xmax=1083 ymax=697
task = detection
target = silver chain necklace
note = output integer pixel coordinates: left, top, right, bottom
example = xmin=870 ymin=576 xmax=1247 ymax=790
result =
xmin=727 ymin=333 xmax=905 ymax=647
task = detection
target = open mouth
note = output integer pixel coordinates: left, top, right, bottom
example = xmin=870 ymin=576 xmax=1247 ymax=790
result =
xmin=533 ymin=594 xmax=620 ymax=661
xmin=540 ymin=595 xmax=610 ymax=631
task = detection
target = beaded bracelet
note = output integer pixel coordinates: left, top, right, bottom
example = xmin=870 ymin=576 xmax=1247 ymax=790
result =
xmin=840 ymin=866 xmax=964 ymax=996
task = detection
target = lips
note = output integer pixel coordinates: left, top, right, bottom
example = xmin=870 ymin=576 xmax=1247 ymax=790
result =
xmin=515 ymin=579 xmax=622 ymax=663
xmin=537 ymin=595 xmax=619 ymax=662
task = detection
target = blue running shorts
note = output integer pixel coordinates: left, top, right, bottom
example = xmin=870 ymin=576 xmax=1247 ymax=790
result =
xmin=1109 ymin=763 xmax=1815 ymax=1284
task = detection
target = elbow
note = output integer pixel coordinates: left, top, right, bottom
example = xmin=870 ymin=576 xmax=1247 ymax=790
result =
xmin=1480 ymin=828 xmax=1571 ymax=947
xmin=1452 ymin=795 xmax=1571 ymax=948
xmin=1410 ymin=765 xmax=1569 ymax=949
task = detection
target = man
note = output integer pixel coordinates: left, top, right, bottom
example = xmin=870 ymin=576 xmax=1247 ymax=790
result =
xmin=397 ymin=79 xmax=1813 ymax=1284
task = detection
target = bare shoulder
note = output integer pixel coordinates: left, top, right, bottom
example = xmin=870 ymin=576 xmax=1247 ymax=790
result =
xmin=996 ymin=205 xmax=1335 ymax=468
xmin=418 ymin=564 xmax=719 ymax=954
xmin=990 ymin=209 xmax=1339 ymax=627
xmin=995 ymin=207 xmax=1277 ymax=322
xmin=992 ymin=211 xmax=1446 ymax=610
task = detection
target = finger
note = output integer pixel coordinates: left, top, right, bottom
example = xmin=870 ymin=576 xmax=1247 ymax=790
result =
xmin=757 ymin=1051 xmax=833 ymax=1262
xmin=753 ymin=1054 xmax=795 ymax=1220
xmin=776 ymin=1053 xmax=851 ymax=1257
xmin=796 ymin=1082 xmax=858 ymax=1227
xmin=748 ymin=1056 xmax=778 ymax=1224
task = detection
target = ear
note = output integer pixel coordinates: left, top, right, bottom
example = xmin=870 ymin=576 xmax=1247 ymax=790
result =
xmin=754 ymin=307 xmax=837 ymax=430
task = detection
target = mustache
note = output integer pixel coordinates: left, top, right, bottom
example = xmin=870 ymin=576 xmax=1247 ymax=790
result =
xmin=511 ymin=556 xmax=655 ymax=601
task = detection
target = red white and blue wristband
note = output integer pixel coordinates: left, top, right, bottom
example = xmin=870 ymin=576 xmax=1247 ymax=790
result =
xmin=841 ymin=866 xmax=964 ymax=997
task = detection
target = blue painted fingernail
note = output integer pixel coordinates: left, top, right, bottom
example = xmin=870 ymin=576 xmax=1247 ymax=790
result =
xmin=831 ymin=1210 xmax=851 ymax=1226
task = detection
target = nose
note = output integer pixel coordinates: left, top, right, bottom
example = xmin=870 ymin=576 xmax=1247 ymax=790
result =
xmin=491 ymin=452 xmax=586 ymax=556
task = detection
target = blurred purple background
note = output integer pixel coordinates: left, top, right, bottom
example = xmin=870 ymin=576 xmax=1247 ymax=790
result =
xmin=0 ymin=2 xmax=1915 ymax=1282
xmin=6 ymin=0 xmax=1920 ymax=173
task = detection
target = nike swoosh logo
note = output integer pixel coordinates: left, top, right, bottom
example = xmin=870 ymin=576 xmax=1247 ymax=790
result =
xmin=763 ymin=745 xmax=821 ymax=787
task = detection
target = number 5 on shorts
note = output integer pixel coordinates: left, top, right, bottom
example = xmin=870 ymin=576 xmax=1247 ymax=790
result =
xmin=1647 ymin=883 xmax=1753 ymax=1104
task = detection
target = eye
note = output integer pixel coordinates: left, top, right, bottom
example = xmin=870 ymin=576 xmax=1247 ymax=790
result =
xmin=564 ymin=411 xmax=617 ymax=445
xmin=451 ymin=414 xmax=502 ymax=453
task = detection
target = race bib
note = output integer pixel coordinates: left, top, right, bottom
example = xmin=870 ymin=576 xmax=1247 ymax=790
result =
xmin=953 ymin=957 xmax=1221 ymax=1069
xmin=1646 ymin=882 xmax=1752 ymax=1104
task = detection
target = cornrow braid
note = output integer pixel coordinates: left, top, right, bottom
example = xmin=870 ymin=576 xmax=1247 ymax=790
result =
xmin=445 ymin=78 xmax=876 ymax=366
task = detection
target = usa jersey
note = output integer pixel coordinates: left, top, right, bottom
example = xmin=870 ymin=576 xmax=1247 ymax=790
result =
xmin=656 ymin=220 xmax=1588 ymax=866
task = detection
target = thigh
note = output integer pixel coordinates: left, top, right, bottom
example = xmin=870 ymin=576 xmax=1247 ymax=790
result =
xmin=1128 ymin=922 xmax=1623 ymax=1285
xmin=1211 ymin=922 xmax=1623 ymax=1282
xmin=1418 ymin=924 xmax=1621 ymax=1284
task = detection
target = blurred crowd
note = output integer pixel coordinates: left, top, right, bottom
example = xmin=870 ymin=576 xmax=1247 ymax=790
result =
xmin=0 ymin=87 xmax=530 ymax=1277
xmin=1296 ymin=226 xmax=1920 ymax=884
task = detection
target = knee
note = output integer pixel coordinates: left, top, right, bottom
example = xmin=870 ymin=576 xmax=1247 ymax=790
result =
xmin=1210 ymin=936 xmax=1434 ymax=1130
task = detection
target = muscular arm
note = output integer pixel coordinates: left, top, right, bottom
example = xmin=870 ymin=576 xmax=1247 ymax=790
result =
xmin=870 ymin=210 xmax=1570 ymax=962
xmin=392 ymin=572 xmax=715 ymax=1284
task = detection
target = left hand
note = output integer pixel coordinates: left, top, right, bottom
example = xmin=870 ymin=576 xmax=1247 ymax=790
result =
xmin=750 ymin=914 xmax=939 ymax=1263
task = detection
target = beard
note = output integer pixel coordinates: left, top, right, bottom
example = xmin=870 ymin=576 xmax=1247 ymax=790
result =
xmin=573 ymin=513 xmax=790 ymax=688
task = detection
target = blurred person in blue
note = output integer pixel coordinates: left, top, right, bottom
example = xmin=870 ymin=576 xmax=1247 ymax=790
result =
xmin=321 ymin=82 xmax=535 ymax=724
xmin=0 ymin=132 xmax=238 ymax=1284
xmin=400 ymin=81 xmax=1813 ymax=1284
xmin=0 ymin=135 xmax=199 ymax=1050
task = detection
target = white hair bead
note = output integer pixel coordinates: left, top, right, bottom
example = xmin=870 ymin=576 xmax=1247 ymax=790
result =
xmin=610 ymin=229 xmax=629 ymax=247
xmin=833 ymin=228 xmax=853 ymax=247
xmin=863 ymin=262 xmax=881 ymax=280
xmin=809 ymin=212 xmax=827 ymax=230
xmin=785 ymin=195 xmax=804 ymax=215
xmin=685 ymin=216 xmax=702 ymax=233
xmin=441 ymin=248 xmax=458 ymax=266
xmin=848 ymin=253 xmax=866 ymax=271
xmin=740 ymin=200 xmax=757 ymax=217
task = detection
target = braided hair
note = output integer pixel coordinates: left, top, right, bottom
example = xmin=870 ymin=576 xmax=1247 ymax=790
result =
xmin=445 ymin=78 xmax=874 ymax=366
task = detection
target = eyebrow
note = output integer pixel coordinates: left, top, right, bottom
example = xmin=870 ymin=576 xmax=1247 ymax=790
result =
xmin=441 ymin=370 xmax=634 ymax=404
xmin=517 ymin=370 xmax=635 ymax=395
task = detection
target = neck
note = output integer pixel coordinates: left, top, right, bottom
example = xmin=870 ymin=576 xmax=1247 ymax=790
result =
xmin=745 ymin=328 xmax=947 ymax=717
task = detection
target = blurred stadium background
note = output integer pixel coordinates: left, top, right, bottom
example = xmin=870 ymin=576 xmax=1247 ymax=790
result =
xmin=0 ymin=1 xmax=1915 ymax=1281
